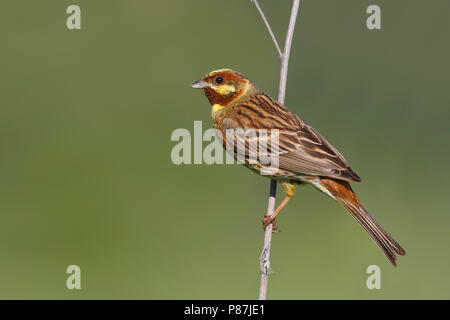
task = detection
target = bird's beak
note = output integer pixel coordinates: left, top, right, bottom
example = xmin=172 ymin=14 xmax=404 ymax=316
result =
xmin=191 ymin=79 xmax=208 ymax=89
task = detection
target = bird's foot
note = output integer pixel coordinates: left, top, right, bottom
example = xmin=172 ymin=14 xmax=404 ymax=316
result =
xmin=262 ymin=214 xmax=280 ymax=233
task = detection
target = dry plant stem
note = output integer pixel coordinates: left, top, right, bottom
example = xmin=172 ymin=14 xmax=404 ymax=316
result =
xmin=278 ymin=0 xmax=300 ymax=104
xmin=254 ymin=0 xmax=300 ymax=300
xmin=251 ymin=0 xmax=282 ymax=57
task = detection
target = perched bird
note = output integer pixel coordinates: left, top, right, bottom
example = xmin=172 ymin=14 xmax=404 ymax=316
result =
xmin=191 ymin=69 xmax=405 ymax=266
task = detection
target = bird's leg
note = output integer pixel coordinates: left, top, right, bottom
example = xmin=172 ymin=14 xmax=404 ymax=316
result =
xmin=262 ymin=213 xmax=278 ymax=232
xmin=262 ymin=182 xmax=296 ymax=232
xmin=262 ymin=195 xmax=292 ymax=231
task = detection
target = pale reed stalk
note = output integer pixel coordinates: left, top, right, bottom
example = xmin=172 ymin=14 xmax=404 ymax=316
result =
xmin=251 ymin=0 xmax=301 ymax=300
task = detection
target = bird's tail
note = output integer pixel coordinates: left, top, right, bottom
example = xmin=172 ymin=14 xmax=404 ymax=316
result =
xmin=319 ymin=178 xmax=405 ymax=266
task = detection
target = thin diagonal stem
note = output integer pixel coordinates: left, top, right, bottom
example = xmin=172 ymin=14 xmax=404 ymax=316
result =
xmin=278 ymin=0 xmax=300 ymax=104
xmin=257 ymin=0 xmax=300 ymax=301
xmin=252 ymin=0 xmax=282 ymax=57
xmin=258 ymin=179 xmax=277 ymax=300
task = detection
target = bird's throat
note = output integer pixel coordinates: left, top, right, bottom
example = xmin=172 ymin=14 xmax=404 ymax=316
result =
xmin=211 ymin=104 xmax=225 ymax=120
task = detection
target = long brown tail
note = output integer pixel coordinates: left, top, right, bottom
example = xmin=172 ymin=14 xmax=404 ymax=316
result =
xmin=320 ymin=178 xmax=405 ymax=266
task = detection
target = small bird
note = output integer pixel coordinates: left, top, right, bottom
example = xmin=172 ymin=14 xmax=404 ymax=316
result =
xmin=191 ymin=69 xmax=405 ymax=266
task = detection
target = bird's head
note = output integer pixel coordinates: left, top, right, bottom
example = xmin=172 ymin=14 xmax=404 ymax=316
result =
xmin=191 ymin=69 xmax=252 ymax=106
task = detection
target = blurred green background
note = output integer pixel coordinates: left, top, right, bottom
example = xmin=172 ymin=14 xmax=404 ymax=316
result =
xmin=0 ymin=0 xmax=449 ymax=299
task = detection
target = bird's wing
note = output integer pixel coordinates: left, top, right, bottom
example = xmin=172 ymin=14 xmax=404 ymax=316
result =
xmin=221 ymin=92 xmax=361 ymax=182
xmin=277 ymin=124 xmax=361 ymax=182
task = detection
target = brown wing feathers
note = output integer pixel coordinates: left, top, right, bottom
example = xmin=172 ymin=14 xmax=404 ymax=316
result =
xmin=226 ymin=92 xmax=361 ymax=182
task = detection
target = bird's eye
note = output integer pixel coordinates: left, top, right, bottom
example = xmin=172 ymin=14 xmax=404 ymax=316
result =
xmin=215 ymin=77 xmax=224 ymax=84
